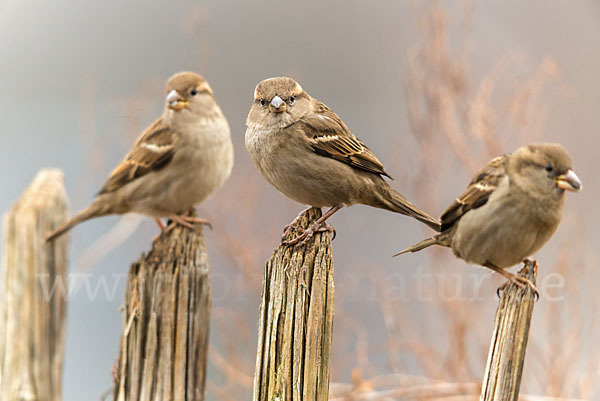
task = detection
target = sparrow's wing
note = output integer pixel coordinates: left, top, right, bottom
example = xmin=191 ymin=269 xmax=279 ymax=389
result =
xmin=98 ymin=118 xmax=175 ymax=194
xmin=299 ymin=101 xmax=391 ymax=178
xmin=440 ymin=155 xmax=508 ymax=231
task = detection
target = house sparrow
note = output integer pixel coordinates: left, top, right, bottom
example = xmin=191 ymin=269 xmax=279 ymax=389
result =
xmin=396 ymin=143 xmax=582 ymax=291
xmin=46 ymin=71 xmax=233 ymax=241
xmin=245 ymin=77 xmax=440 ymax=246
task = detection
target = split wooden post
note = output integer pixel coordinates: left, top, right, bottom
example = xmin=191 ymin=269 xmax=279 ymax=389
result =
xmin=112 ymin=219 xmax=211 ymax=401
xmin=480 ymin=260 xmax=538 ymax=401
xmin=0 ymin=169 xmax=70 ymax=401
xmin=253 ymin=207 xmax=335 ymax=401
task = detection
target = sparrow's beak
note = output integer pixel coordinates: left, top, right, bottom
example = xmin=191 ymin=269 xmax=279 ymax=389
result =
xmin=166 ymin=89 xmax=188 ymax=111
xmin=268 ymin=96 xmax=286 ymax=113
xmin=556 ymin=169 xmax=582 ymax=192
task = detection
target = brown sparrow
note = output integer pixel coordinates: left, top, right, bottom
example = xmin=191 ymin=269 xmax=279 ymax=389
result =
xmin=396 ymin=143 xmax=582 ymax=291
xmin=245 ymin=77 xmax=440 ymax=246
xmin=46 ymin=71 xmax=233 ymax=241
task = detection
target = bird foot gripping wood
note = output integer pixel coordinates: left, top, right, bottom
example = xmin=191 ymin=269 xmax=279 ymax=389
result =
xmin=282 ymin=222 xmax=336 ymax=248
xmin=282 ymin=207 xmax=314 ymax=238
xmin=153 ymin=212 xmax=212 ymax=242
xmin=281 ymin=206 xmax=341 ymax=248
xmin=493 ymin=260 xmax=539 ymax=300
xmin=164 ymin=213 xmax=212 ymax=231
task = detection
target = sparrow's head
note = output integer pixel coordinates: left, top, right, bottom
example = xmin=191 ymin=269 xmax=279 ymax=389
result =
xmin=511 ymin=143 xmax=582 ymax=196
xmin=247 ymin=77 xmax=311 ymax=129
xmin=164 ymin=71 xmax=217 ymax=116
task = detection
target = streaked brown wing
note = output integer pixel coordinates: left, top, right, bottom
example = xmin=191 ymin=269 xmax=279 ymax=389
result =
xmin=440 ymin=155 xmax=507 ymax=231
xmin=299 ymin=101 xmax=391 ymax=178
xmin=98 ymin=118 xmax=175 ymax=194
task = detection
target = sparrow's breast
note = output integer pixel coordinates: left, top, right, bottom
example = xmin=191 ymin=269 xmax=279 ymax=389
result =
xmin=175 ymin=118 xmax=233 ymax=203
xmin=131 ymin=118 xmax=233 ymax=215
xmin=245 ymin=124 xmax=371 ymax=207
xmin=452 ymin=177 xmax=562 ymax=268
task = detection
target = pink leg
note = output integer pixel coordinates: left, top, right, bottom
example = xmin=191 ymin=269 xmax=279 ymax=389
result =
xmin=155 ymin=218 xmax=166 ymax=230
xmin=282 ymin=207 xmax=317 ymax=238
xmin=282 ymin=206 xmax=342 ymax=247
xmin=153 ymin=210 xmax=212 ymax=242
xmin=163 ymin=211 xmax=212 ymax=230
xmin=486 ymin=262 xmax=538 ymax=299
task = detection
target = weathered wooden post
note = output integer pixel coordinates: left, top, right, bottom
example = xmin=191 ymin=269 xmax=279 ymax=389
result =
xmin=0 ymin=169 xmax=70 ymax=401
xmin=253 ymin=207 xmax=335 ymax=401
xmin=112 ymin=218 xmax=211 ymax=401
xmin=480 ymin=260 xmax=537 ymax=401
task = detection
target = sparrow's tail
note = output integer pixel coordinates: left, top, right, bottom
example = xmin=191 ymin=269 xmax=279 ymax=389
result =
xmin=377 ymin=185 xmax=441 ymax=231
xmin=393 ymin=236 xmax=439 ymax=256
xmin=45 ymin=203 xmax=104 ymax=242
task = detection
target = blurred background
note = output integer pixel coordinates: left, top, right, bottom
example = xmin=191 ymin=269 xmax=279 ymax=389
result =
xmin=0 ymin=0 xmax=598 ymax=399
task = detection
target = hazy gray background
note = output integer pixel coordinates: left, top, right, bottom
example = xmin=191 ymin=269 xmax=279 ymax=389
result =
xmin=0 ymin=0 xmax=598 ymax=400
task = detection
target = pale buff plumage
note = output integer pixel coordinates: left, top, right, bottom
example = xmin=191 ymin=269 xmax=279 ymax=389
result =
xmin=397 ymin=143 xmax=582 ymax=289
xmin=46 ymin=72 xmax=233 ymax=241
xmin=245 ymin=77 xmax=439 ymax=245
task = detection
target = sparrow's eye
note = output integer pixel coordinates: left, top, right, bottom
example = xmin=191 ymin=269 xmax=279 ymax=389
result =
xmin=190 ymin=89 xmax=198 ymax=96
xmin=545 ymin=164 xmax=553 ymax=172
xmin=289 ymin=95 xmax=295 ymax=103
xmin=259 ymin=99 xmax=266 ymax=106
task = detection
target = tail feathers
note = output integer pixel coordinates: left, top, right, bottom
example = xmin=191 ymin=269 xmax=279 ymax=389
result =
xmin=45 ymin=204 xmax=103 ymax=242
xmin=394 ymin=236 xmax=439 ymax=257
xmin=386 ymin=189 xmax=441 ymax=232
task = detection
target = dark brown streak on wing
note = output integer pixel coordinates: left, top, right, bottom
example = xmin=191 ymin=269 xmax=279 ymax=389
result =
xmin=98 ymin=118 xmax=176 ymax=194
xmin=300 ymin=101 xmax=392 ymax=179
xmin=440 ymin=155 xmax=507 ymax=231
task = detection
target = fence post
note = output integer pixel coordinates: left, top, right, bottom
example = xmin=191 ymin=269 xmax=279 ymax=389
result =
xmin=113 ymin=218 xmax=211 ymax=401
xmin=480 ymin=260 xmax=537 ymax=401
xmin=253 ymin=207 xmax=335 ymax=401
xmin=0 ymin=169 xmax=70 ymax=401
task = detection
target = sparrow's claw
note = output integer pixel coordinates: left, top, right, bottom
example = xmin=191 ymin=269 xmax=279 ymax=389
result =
xmin=281 ymin=206 xmax=341 ymax=247
xmin=486 ymin=262 xmax=538 ymax=300
xmin=282 ymin=207 xmax=315 ymax=239
xmin=154 ymin=218 xmax=166 ymax=230
xmin=282 ymin=220 xmax=301 ymax=239
xmin=281 ymin=228 xmax=311 ymax=247
xmin=282 ymin=221 xmax=336 ymax=248
xmin=180 ymin=216 xmax=212 ymax=230
xmin=315 ymin=223 xmax=336 ymax=239
xmin=152 ymin=220 xmax=178 ymax=243
xmin=290 ymin=230 xmax=313 ymax=247
xmin=164 ymin=213 xmax=212 ymax=230
xmin=153 ymin=213 xmax=212 ymax=243
xmin=496 ymin=275 xmax=539 ymax=300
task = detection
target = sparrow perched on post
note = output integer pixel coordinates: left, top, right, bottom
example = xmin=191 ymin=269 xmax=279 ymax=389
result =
xmin=245 ymin=77 xmax=440 ymax=246
xmin=396 ymin=143 xmax=582 ymax=291
xmin=46 ymin=71 xmax=233 ymax=241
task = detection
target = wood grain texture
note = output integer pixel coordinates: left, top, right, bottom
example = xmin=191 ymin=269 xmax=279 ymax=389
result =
xmin=480 ymin=260 xmax=537 ymax=401
xmin=113 ymin=219 xmax=211 ymax=401
xmin=253 ymin=207 xmax=334 ymax=401
xmin=0 ymin=169 xmax=69 ymax=401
